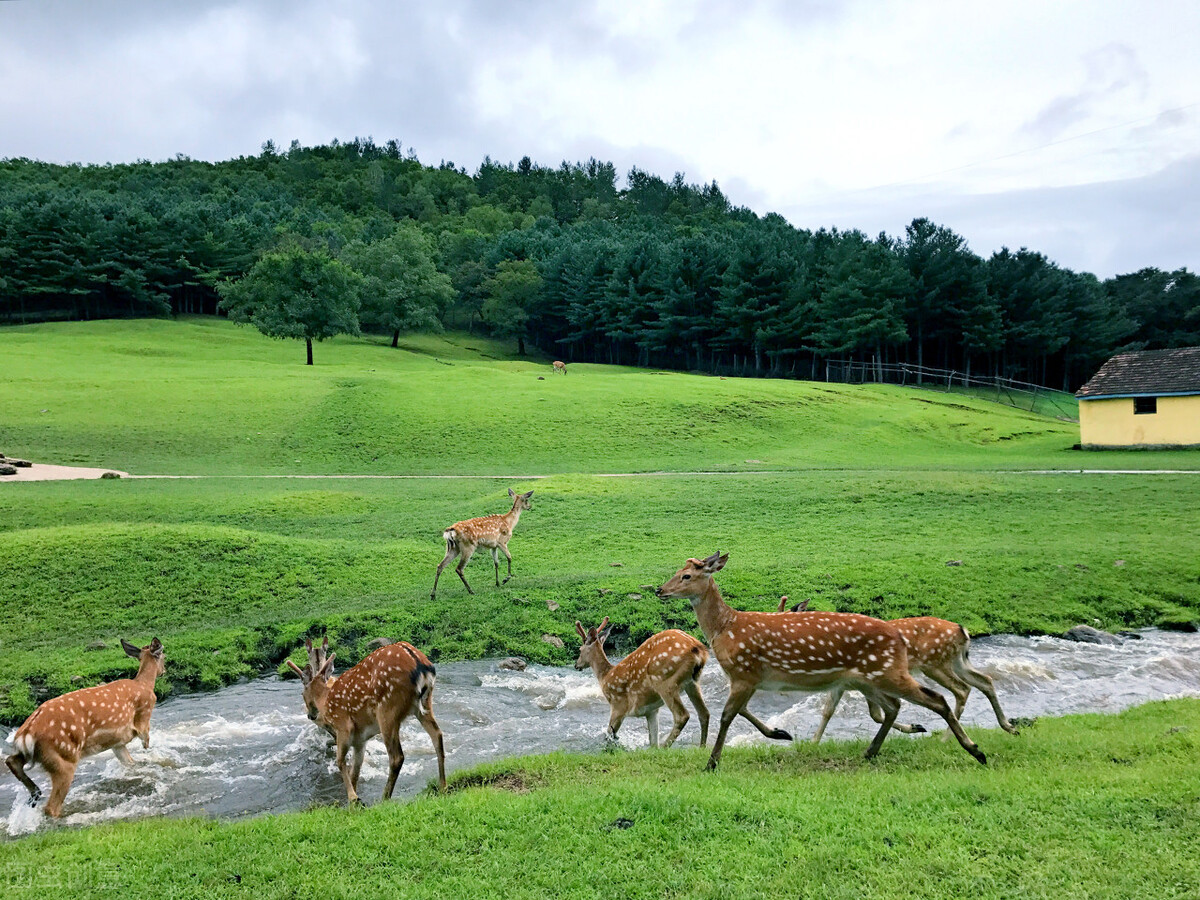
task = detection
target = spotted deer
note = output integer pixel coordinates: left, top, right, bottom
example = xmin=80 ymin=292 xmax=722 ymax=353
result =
xmin=575 ymin=618 xmax=710 ymax=747
xmin=657 ymin=552 xmax=987 ymax=770
xmin=552 ymin=360 xmax=567 ymax=375
xmin=809 ymin=616 xmax=1018 ymax=743
xmin=288 ymin=637 xmax=446 ymax=804
xmin=6 ymin=638 xmax=164 ymax=817
xmin=432 ymin=488 xmax=534 ymax=599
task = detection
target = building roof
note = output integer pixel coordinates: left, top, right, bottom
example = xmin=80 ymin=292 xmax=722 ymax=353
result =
xmin=1076 ymin=346 xmax=1200 ymax=399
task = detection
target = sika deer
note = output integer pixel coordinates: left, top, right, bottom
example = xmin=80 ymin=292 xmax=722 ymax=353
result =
xmin=810 ymin=616 xmax=1018 ymax=743
xmin=657 ymin=552 xmax=987 ymax=770
xmin=288 ymin=637 xmax=447 ymax=804
xmin=552 ymin=360 xmax=567 ymax=375
xmin=6 ymin=638 xmax=164 ymax=817
xmin=574 ymin=617 xmax=709 ymax=747
xmin=432 ymin=488 xmax=534 ymax=599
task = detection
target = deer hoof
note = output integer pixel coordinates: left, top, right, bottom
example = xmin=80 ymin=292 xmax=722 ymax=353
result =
xmin=28 ymin=790 xmax=41 ymax=807
xmin=910 ymin=723 xmax=927 ymax=734
xmin=770 ymin=728 xmax=792 ymax=742
xmin=502 ymin=576 xmax=512 ymax=584
xmin=973 ymin=749 xmax=988 ymax=765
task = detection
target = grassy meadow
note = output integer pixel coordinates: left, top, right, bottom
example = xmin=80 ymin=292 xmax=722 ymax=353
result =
xmin=1 ymin=701 xmax=1197 ymax=899
xmin=1 ymin=318 xmax=1198 ymax=895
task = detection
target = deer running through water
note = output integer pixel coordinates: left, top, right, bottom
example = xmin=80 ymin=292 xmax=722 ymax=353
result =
xmin=575 ymin=617 xmax=710 ymax=748
xmin=657 ymin=552 xmax=987 ymax=770
xmin=433 ymin=488 xmax=534 ymax=599
xmin=288 ymin=637 xmax=447 ymax=804
xmin=6 ymin=638 xmax=164 ymax=818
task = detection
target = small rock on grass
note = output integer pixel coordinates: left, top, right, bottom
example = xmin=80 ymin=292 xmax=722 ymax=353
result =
xmin=627 ymin=593 xmax=642 ymax=600
xmin=101 ymin=471 xmax=122 ymax=479
xmin=0 ymin=465 xmax=16 ymax=476
xmin=546 ymin=599 xmax=560 ymax=611
xmin=7 ymin=458 xmax=31 ymax=467
xmin=85 ymin=641 xmax=107 ymax=651
xmin=541 ymin=634 xmax=564 ymax=649
xmin=498 ymin=657 xmax=527 ymax=671
xmin=610 ymin=562 xmax=623 ymax=567
xmin=597 ymin=588 xmax=612 ymax=596
xmin=946 ymin=560 xmax=963 ymax=567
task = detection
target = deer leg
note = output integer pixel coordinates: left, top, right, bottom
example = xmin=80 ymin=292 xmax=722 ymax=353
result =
xmin=349 ymin=744 xmax=366 ymax=798
xmin=924 ymin=667 xmax=972 ymax=741
xmin=455 ymin=547 xmax=476 ymax=595
xmin=866 ymin=694 xmax=927 ymax=736
xmin=491 ymin=548 xmax=501 ymax=586
xmin=658 ymin=690 xmax=691 ymax=748
xmin=683 ymin=681 xmax=709 ymax=747
xmin=432 ymin=547 xmax=457 ymax=600
xmin=335 ymin=737 xmax=359 ymax=805
xmin=40 ymin=750 xmax=77 ymax=818
xmin=811 ymin=687 xmax=844 ymax=744
xmin=646 ymin=709 xmax=660 ymax=748
xmin=113 ymin=744 xmax=135 ymax=766
xmin=885 ymin=675 xmax=986 ymax=765
xmin=861 ymin=688 xmax=902 ymax=760
xmin=953 ymin=659 xmax=1019 ymax=734
xmin=500 ymin=543 xmax=513 ymax=584
xmin=738 ymin=709 xmax=792 ymax=742
xmin=605 ymin=708 xmax=626 ymax=744
xmin=6 ymin=752 xmax=42 ymax=805
xmin=708 ymin=683 xmax=758 ymax=771
xmin=380 ymin=718 xmax=405 ymax=801
xmin=414 ymin=700 xmax=447 ymax=792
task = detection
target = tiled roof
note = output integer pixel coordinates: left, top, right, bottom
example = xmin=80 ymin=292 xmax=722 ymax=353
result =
xmin=1076 ymin=347 xmax=1200 ymax=398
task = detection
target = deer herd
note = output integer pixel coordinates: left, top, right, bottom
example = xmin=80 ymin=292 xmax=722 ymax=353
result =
xmin=6 ymin=490 xmax=1017 ymax=820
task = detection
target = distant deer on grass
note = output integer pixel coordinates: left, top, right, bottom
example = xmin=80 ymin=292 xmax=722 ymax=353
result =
xmin=552 ymin=360 xmax=567 ymax=375
xmin=432 ymin=488 xmax=534 ymax=599
xmin=288 ymin=637 xmax=446 ymax=805
xmin=575 ymin=617 xmax=709 ymax=748
xmin=657 ymin=552 xmax=987 ymax=770
xmin=6 ymin=638 xmax=164 ymax=818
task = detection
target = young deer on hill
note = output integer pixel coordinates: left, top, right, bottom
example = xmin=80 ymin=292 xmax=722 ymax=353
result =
xmin=289 ymin=637 xmax=447 ymax=804
xmin=575 ymin=618 xmax=710 ymax=748
xmin=432 ymin=488 xmax=534 ymax=599
xmin=808 ymin=615 xmax=1018 ymax=743
xmin=658 ymin=552 xmax=987 ymax=770
xmin=6 ymin=638 xmax=165 ymax=817
xmin=552 ymin=360 xmax=567 ymax=375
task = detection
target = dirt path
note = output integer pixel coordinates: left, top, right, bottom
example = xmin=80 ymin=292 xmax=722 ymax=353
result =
xmin=0 ymin=463 xmax=129 ymax=482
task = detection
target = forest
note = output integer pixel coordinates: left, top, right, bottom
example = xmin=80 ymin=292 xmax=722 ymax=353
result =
xmin=2 ymin=137 xmax=1197 ymax=389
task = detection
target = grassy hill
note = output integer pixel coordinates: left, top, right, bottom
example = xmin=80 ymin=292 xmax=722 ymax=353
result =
xmin=2 ymin=316 xmax=1174 ymax=475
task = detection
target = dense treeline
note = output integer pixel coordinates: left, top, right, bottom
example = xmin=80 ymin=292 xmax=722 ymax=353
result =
xmin=2 ymin=138 xmax=1197 ymax=388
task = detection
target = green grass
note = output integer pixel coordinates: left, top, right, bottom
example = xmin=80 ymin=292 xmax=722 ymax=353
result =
xmin=2 ymin=317 xmax=1196 ymax=475
xmin=1 ymin=700 xmax=1197 ymax=899
xmin=1 ymin=472 xmax=1197 ymax=723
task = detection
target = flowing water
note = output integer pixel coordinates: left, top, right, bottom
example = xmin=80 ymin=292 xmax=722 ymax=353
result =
xmin=4 ymin=628 xmax=1199 ymax=837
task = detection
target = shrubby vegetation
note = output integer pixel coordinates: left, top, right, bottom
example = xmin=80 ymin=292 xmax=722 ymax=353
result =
xmin=3 ymin=139 xmax=1197 ymax=386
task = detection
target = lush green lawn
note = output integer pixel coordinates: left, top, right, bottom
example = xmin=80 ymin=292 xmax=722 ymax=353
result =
xmin=1 ymin=471 xmax=1197 ymax=722
xmin=1 ymin=701 xmax=1197 ymax=899
xmin=3 ymin=317 xmax=1196 ymax=475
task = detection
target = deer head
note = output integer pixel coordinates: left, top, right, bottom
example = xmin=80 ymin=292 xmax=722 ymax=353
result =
xmin=286 ymin=637 xmax=336 ymax=722
xmin=121 ymin=637 xmax=165 ymax=677
xmin=508 ymin=487 xmax=534 ymax=510
xmin=655 ymin=551 xmax=728 ymax=604
xmin=573 ymin=617 xmax=612 ymax=671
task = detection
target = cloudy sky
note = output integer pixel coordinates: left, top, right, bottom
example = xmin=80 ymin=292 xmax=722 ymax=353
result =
xmin=2 ymin=0 xmax=1197 ymax=277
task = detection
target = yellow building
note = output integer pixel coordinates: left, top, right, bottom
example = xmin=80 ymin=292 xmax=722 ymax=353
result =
xmin=1076 ymin=347 xmax=1200 ymax=449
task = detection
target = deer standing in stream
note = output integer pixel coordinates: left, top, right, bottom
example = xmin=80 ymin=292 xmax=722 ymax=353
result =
xmin=432 ymin=488 xmax=534 ymax=599
xmin=288 ymin=637 xmax=446 ymax=805
xmin=657 ymin=552 xmax=987 ymax=770
xmin=575 ymin=618 xmax=710 ymax=748
xmin=6 ymin=638 xmax=164 ymax=818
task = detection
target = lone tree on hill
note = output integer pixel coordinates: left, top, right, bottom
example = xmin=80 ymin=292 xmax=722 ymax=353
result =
xmin=218 ymin=245 xmax=362 ymax=365
xmin=343 ymin=224 xmax=454 ymax=348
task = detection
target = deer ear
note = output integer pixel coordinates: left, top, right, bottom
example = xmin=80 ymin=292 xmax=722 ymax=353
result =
xmin=523 ymin=490 xmax=534 ymax=499
xmin=304 ymin=638 xmax=314 ymax=652
xmin=121 ymin=639 xmax=142 ymax=659
xmin=149 ymin=637 xmax=164 ymax=657
xmin=712 ymin=552 xmax=729 ymax=572
xmin=508 ymin=488 xmax=516 ymax=498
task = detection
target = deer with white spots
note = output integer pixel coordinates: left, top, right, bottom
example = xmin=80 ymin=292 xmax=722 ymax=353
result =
xmin=807 ymin=615 xmax=1019 ymax=743
xmin=552 ymin=360 xmax=567 ymax=375
xmin=657 ymin=552 xmax=987 ymax=770
xmin=575 ymin=618 xmax=710 ymax=747
xmin=432 ymin=488 xmax=534 ymax=599
xmin=5 ymin=638 xmax=164 ymax=818
xmin=288 ymin=637 xmax=446 ymax=805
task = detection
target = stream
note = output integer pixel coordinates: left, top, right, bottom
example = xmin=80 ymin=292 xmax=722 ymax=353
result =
xmin=4 ymin=628 xmax=1199 ymax=837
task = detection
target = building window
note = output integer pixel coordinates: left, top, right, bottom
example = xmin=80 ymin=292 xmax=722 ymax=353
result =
xmin=1134 ymin=396 xmax=1157 ymax=415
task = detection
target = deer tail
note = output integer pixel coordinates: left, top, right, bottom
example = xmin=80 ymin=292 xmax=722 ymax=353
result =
xmin=11 ymin=731 xmax=36 ymax=762
xmin=401 ymin=643 xmax=438 ymax=703
xmin=442 ymin=528 xmax=458 ymax=551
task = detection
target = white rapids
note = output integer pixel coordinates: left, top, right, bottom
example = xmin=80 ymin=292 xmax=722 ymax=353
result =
xmin=3 ymin=628 xmax=1199 ymax=837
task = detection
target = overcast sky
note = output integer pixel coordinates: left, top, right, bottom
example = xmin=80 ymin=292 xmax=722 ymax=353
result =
xmin=2 ymin=0 xmax=1197 ymax=278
